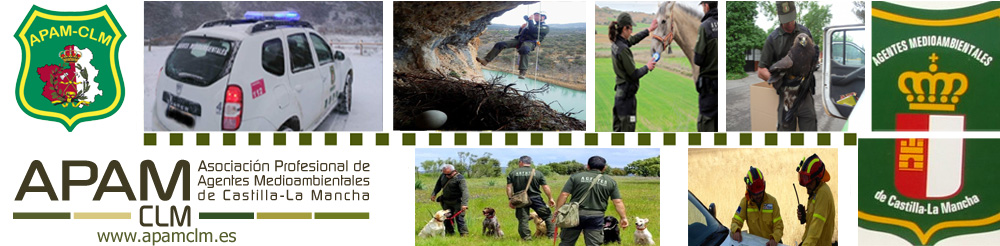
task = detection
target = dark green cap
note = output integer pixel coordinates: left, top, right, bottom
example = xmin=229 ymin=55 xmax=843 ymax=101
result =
xmin=776 ymin=1 xmax=797 ymax=24
xmin=616 ymin=12 xmax=634 ymax=27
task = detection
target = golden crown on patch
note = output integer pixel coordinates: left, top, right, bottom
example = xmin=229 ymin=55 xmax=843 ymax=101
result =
xmin=898 ymin=53 xmax=968 ymax=112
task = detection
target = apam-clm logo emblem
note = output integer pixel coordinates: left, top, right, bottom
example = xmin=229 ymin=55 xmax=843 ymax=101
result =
xmin=14 ymin=5 xmax=125 ymax=131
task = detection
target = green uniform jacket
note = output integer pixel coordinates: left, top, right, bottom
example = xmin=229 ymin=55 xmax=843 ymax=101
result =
xmin=507 ymin=166 xmax=547 ymax=197
xmin=695 ymin=8 xmax=718 ymax=79
xmin=612 ymin=29 xmax=650 ymax=116
xmin=731 ymin=193 xmax=784 ymax=242
xmin=432 ymin=173 xmax=470 ymax=206
xmin=561 ymin=170 xmax=622 ymax=211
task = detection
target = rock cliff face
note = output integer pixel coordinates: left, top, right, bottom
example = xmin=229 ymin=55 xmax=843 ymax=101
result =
xmin=394 ymin=2 xmax=527 ymax=81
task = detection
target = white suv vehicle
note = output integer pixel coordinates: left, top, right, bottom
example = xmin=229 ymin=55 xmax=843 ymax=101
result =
xmin=153 ymin=11 xmax=353 ymax=131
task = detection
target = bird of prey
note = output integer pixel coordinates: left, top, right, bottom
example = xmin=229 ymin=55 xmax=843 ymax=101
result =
xmin=768 ymin=33 xmax=818 ymax=115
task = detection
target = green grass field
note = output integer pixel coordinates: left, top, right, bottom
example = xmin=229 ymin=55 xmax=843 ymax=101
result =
xmin=414 ymin=174 xmax=660 ymax=246
xmin=594 ymin=57 xmax=698 ymax=132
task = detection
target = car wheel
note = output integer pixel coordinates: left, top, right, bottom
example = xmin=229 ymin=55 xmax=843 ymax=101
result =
xmin=335 ymin=73 xmax=352 ymax=114
xmin=277 ymin=117 xmax=299 ymax=131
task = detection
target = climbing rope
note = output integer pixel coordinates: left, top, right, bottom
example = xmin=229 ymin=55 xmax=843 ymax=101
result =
xmin=534 ymin=2 xmax=542 ymax=81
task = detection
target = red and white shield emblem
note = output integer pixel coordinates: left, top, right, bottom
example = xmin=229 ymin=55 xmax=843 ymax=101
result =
xmin=895 ymin=114 xmax=965 ymax=200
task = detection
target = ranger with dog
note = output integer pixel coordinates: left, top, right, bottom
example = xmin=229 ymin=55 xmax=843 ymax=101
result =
xmin=507 ymin=155 xmax=556 ymax=240
xmin=730 ymin=166 xmax=784 ymax=246
xmin=554 ymin=156 xmax=629 ymax=246
xmin=430 ymin=164 xmax=470 ymax=236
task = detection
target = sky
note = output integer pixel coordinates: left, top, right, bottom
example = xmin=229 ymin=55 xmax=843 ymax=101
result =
xmin=413 ymin=148 xmax=659 ymax=170
xmin=595 ymin=1 xmax=700 ymax=14
xmin=491 ymin=1 xmax=588 ymax=25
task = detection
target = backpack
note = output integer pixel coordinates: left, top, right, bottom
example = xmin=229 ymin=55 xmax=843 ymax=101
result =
xmin=555 ymin=174 xmax=603 ymax=228
xmin=509 ymin=168 xmax=535 ymax=208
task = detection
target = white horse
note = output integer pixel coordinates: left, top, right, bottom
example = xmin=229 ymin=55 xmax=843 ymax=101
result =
xmin=651 ymin=1 xmax=703 ymax=81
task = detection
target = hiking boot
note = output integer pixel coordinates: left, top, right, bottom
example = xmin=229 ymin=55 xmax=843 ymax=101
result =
xmin=476 ymin=57 xmax=489 ymax=66
xmin=518 ymin=70 xmax=526 ymax=79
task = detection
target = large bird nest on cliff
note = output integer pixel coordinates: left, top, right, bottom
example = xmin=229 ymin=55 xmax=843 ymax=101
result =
xmin=394 ymin=72 xmax=585 ymax=131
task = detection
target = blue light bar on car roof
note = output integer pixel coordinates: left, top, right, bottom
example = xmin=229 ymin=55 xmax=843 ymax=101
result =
xmin=244 ymin=11 xmax=300 ymax=21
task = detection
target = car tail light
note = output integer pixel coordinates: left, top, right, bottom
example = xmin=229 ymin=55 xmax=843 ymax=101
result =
xmin=222 ymin=85 xmax=242 ymax=130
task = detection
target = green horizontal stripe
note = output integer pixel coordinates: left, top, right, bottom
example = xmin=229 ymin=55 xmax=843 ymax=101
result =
xmin=813 ymin=213 xmax=827 ymax=222
xmin=200 ymin=212 xmax=254 ymax=219
xmin=13 ymin=212 xmax=70 ymax=219
xmin=257 ymin=212 xmax=311 ymax=219
xmin=315 ymin=212 xmax=369 ymax=219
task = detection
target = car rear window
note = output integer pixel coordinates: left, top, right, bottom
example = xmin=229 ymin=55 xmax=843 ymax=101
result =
xmin=261 ymin=38 xmax=284 ymax=76
xmin=164 ymin=36 xmax=235 ymax=86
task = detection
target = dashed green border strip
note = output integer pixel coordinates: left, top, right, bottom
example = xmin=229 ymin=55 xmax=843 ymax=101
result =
xmin=13 ymin=212 xmax=368 ymax=220
xmin=13 ymin=212 xmax=131 ymax=219
xmin=142 ymin=132 xmax=859 ymax=147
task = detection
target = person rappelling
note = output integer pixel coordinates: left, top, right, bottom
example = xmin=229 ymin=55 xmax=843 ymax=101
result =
xmin=477 ymin=11 xmax=550 ymax=79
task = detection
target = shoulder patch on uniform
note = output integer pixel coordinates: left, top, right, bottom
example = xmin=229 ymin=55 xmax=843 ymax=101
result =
xmin=764 ymin=203 xmax=773 ymax=210
xmin=735 ymin=206 xmax=741 ymax=214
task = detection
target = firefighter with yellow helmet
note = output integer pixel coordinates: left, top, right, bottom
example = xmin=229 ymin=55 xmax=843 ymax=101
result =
xmin=796 ymin=154 xmax=835 ymax=246
xmin=731 ymin=166 xmax=783 ymax=246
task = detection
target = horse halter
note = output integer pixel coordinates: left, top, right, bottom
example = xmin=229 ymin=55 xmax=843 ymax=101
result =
xmin=650 ymin=20 xmax=675 ymax=53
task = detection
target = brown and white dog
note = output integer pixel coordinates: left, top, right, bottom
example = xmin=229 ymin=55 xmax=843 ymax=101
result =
xmin=482 ymin=207 xmax=504 ymax=237
xmin=633 ymin=217 xmax=655 ymax=245
xmin=418 ymin=209 xmax=451 ymax=237
xmin=530 ymin=211 xmax=547 ymax=238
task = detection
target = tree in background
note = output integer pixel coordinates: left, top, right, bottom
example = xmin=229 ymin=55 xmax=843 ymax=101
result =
xmin=853 ymin=1 xmax=866 ymax=24
xmin=455 ymin=152 xmax=473 ymax=176
xmin=547 ymin=160 xmax=586 ymax=175
xmin=505 ymin=158 xmax=520 ymax=175
xmin=726 ymin=1 xmax=764 ymax=77
xmin=625 ymin=156 xmax=660 ymax=177
xmin=536 ymin=164 xmax=553 ymax=176
xmin=607 ymin=167 xmax=627 ymax=176
xmin=468 ymin=153 xmax=502 ymax=178
xmin=420 ymin=159 xmax=441 ymax=173
xmin=758 ymin=1 xmax=833 ymax=52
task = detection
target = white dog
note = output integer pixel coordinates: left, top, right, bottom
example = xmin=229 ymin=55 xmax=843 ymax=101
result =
xmin=634 ymin=217 xmax=655 ymax=245
xmin=419 ymin=209 xmax=451 ymax=237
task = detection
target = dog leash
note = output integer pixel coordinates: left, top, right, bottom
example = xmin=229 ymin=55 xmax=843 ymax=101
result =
xmin=447 ymin=207 xmax=467 ymax=225
xmin=551 ymin=216 xmax=559 ymax=246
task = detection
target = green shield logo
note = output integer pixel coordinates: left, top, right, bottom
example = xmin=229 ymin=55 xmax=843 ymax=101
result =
xmin=872 ymin=2 xmax=1000 ymax=131
xmin=859 ymin=138 xmax=1000 ymax=245
xmin=14 ymin=5 xmax=126 ymax=131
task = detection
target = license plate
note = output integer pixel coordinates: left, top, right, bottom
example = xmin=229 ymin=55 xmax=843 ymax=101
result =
xmin=162 ymin=91 xmax=202 ymax=116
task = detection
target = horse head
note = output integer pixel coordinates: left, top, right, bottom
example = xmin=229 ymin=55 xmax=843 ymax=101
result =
xmin=651 ymin=1 xmax=677 ymax=56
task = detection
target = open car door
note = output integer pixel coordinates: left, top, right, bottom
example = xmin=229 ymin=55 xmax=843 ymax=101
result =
xmin=822 ymin=24 xmax=866 ymax=120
